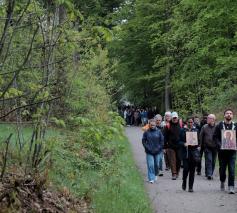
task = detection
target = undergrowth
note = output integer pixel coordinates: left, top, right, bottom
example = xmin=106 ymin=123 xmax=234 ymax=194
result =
xmin=0 ymin=113 xmax=151 ymax=212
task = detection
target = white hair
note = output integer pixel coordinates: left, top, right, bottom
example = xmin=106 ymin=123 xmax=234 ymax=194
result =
xmin=208 ymin=114 xmax=216 ymax=120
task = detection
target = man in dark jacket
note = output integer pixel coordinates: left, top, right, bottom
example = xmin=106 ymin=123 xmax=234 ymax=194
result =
xmin=200 ymin=114 xmax=217 ymax=179
xmin=142 ymin=119 xmax=164 ymax=183
xmin=213 ymin=109 xmax=237 ymax=194
xmin=163 ymin=112 xmax=183 ymax=180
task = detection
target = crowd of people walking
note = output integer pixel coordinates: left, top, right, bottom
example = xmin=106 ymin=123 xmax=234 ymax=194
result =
xmin=136 ymin=109 xmax=237 ymax=194
xmin=120 ymin=107 xmax=158 ymax=126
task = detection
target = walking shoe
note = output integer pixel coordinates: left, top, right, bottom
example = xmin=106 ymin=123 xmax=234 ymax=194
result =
xmin=228 ymin=186 xmax=235 ymax=194
xmin=149 ymin=180 xmax=154 ymax=184
xmin=220 ymin=182 xmax=225 ymax=191
xmin=165 ymin=167 xmax=170 ymax=171
xmin=188 ymin=188 xmax=194 ymax=192
xmin=182 ymin=181 xmax=186 ymax=191
xmin=197 ymin=172 xmax=201 ymax=175
xmin=172 ymin=175 xmax=176 ymax=180
xmin=207 ymin=176 xmax=212 ymax=180
xmin=158 ymin=172 xmax=163 ymax=176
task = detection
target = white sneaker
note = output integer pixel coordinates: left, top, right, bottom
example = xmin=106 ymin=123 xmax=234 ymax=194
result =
xmin=228 ymin=186 xmax=235 ymax=194
xmin=158 ymin=171 xmax=163 ymax=176
xmin=149 ymin=180 xmax=154 ymax=184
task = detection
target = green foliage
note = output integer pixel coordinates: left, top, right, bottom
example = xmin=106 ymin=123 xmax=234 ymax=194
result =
xmin=92 ymin=138 xmax=151 ymax=213
xmin=0 ymin=0 xmax=152 ymax=212
xmin=111 ymin=0 xmax=237 ymax=115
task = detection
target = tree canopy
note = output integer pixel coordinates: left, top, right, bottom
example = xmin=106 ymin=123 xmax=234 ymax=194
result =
xmin=110 ymin=0 xmax=237 ymax=116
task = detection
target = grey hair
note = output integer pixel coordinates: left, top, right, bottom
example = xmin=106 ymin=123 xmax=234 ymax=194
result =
xmin=154 ymin=114 xmax=162 ymax=120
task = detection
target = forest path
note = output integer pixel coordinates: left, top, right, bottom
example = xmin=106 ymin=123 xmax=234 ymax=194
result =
xmin=125 ymin=127 xmax=237 ymax=213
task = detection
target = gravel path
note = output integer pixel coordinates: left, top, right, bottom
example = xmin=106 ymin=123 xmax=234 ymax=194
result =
xmin=125 ymin=127 xmax=237 ymax=213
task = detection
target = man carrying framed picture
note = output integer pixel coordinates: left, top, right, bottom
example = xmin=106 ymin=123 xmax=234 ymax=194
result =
xmin=213 ymin=109 xmax=237 ymax=194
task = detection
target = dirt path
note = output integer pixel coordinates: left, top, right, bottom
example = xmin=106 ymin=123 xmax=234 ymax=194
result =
xmin=125 ymin=127 xmax=237 ymax=213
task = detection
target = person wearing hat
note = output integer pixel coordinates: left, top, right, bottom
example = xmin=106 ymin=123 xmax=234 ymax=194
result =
xmin=163 ymin=111 xmax=183 ymax=180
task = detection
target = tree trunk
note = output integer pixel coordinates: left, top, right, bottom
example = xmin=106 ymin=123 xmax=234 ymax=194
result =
xmin=165 ymin=68 xmax=171 ymax=111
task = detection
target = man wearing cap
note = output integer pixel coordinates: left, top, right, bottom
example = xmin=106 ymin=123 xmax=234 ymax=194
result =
xmin=163 ymin=112 xmax=183 ymax=180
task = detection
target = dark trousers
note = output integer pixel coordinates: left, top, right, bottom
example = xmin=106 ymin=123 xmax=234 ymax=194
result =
xmin=204 ymin=148 xmax=217 ymax=177
xmin=164 ymin=151 xmax=170 ymax=169
xmin=183 ymin=157 xmax=196 ymax=189
xmin=167 ymin=148 xmax=181 ymax=176
xmin=196 ymin=147 xmax=204 ymax=173
xmin=218 ymin=151 xmax=236 ymax=187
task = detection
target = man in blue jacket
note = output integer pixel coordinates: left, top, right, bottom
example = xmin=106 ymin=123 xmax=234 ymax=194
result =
xmin=142 ymin=119 xmax=164 ymax=183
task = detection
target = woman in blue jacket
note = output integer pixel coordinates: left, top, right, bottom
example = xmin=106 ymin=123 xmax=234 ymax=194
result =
xmin=142 ymin=119 xmax=164 ymax=183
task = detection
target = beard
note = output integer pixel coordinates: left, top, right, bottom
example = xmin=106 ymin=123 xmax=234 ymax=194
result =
xmin=225 ymin=116 xmax=232 ymax=121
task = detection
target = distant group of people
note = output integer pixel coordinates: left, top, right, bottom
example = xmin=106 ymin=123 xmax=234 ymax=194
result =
xmin=120 ymin=107 xmax=158 ymax=126
xmin=141 ymin=109 xmax=236 ymax=194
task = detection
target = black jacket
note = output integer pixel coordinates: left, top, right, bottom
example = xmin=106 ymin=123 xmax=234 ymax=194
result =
xmin=200 ymin=124 xmax=217 ymax=150
xmin=180 ymin=127 xmax=199 ymax=160
xmin=164 ymin=121 xmax=183 ymax=150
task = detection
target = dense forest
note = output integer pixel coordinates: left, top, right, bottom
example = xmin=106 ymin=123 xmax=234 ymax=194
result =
xmin=0 ymin=0 xmax=237 ymax=212
xmin=111 ymin=0 xmax=237 ymax=116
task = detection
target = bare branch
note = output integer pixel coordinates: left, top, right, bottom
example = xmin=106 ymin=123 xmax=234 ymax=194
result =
xmin=0 ymin=0 xmax=15 ymax=58
xmin=0 ymin=133 xmax=13 ymax=181
xmin=0 ymin=25 xmax=39 ymax=99
xmin=0 ymin=96 xmax=61 ymax=119
xmin=0 ymin=82 xmax=58 ymax=103
xmin=0 ymin=57 xmax=68 ymax=76
xmin=0 ymin=0 xmax=32 ymax=67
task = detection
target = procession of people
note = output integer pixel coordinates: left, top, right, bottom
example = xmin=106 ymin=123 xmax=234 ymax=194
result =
xmin=123 ymin=107 xmax=237 ymax=194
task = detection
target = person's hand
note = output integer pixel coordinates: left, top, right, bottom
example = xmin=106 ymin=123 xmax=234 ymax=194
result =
xmin=184 ymin=143 xmax=188 ymax=147
xmin=197 ymin=147 xmax=201 ymax=151
xmin=163 ymin=149 xmax=166 ymax=153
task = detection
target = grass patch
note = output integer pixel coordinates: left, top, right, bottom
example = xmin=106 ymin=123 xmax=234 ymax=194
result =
xmin=91 ymin=138 xmax=152 ymax=213
xmin=0 ymin=124 xmax=151 ymax=212
xmin=50 ymin=136 xmax=152 ymax=213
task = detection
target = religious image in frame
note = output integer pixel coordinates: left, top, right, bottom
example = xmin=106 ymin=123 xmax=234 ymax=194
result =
xmin=221 ymin=130 xmax=237 ymax=150
xmin=186 ymin=132 xmax=198 ymax=146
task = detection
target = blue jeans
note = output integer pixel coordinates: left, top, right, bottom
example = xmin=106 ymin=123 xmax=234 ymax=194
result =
xmin=204 ymin=148 xmax=217 ymax=177
xmin=218 ymin=151 xmax=236 ymax=186
xmin=146 ymin=153 xmax=162 ymax=181
xmin=158 ymin=151 xmax=164 ymax=170
xmin=154 ymin=151 xmax=163 ymax=175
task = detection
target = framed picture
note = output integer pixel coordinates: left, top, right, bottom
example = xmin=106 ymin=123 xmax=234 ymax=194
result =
xmin=186 ymin=132 xmax=198 ymax=146
xmin=221 ymin=130 xmax=237 ymax=150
